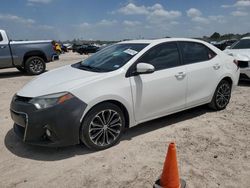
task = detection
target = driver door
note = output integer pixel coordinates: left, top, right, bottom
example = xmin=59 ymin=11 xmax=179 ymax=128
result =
xmin=0 ymin=33 xmax=12 ymax=68
xmin=129 ymin=42 xmax=187 ymax=123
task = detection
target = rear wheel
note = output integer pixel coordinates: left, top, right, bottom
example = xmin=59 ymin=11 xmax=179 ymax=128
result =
xmin=80 ymin=103 xmax=125 ymax=150
xmin=25 ymin=56 xmax=46 ymax=75
xmin=209 ymin=79 xmax=232 ymax=110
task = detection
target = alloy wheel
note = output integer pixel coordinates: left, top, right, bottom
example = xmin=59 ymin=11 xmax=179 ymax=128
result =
xmin=216 ymin=82 xmax=231 ymax=109
xmin=89 ymin=109 xmax=122 ymax=146
xmin=29 ymin=59 xmax=44 ymax=74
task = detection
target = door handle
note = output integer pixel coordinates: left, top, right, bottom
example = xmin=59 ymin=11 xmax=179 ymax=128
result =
xmin=213 ymin=64 xmax=221 ymax=70
xmin=0 ymin=46 xmax=6 ymax=49
xmin=175 ymin=72 xmax=186 ymax=79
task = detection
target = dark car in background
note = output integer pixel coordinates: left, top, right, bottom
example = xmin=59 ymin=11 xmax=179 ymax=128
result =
xmin=76 ymin=45 xmax=99 ymax=55
xmin=72 ymin=44 xmax=82 ymax=52
xmin=213 ymin=39 xmax=237 ymax=50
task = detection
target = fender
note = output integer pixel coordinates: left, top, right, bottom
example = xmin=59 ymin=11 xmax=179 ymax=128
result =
xmin=80 ymin=94 xmax=136 ymax=127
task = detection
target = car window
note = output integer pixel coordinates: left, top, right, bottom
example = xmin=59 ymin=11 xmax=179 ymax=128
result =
xmin=138 ymin=42 xmax=180 ymax=71
xmin=231 ymin=39 xmax=250 ymax=49
xmin=0 ymin=33 xmax=3 ymax=42
xmin=180 ymin=42 xmax=216 ymax=64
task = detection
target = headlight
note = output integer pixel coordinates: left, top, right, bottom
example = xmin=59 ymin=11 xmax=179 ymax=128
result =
xmin=29 ymin=92 xmax=73 ymax=109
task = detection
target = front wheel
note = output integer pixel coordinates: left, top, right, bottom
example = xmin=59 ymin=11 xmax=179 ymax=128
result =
xmin=25 ymin=56 xmax=46 ymax=75
xmin=208 ymin=80 xmax=232 ymax=110
xmin=80 ymin=103 xmax=125 ymax=150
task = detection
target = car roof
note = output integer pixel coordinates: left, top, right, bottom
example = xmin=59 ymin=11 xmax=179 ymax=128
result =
xmin=119 ymin=38 xmax=206 ymax=45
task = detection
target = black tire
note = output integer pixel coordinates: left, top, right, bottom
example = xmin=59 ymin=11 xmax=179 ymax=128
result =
xmin=16 ymin=66 xmax=26 ymax=73
xmin=208 ymin=79 xmax=232 ymax=110
xmin=80 ymin=102 xmax=125 ymax=150
xmin=24 ymin=56 xmax=46 ymax=75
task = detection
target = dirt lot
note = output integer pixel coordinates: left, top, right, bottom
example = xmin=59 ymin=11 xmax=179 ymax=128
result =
xmin=0 ymin=52 xmax=249 ymax=188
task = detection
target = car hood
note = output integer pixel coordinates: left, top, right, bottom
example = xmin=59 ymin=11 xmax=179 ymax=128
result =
xmin=224 ymin=49 xmax=250 ymax=61
xmin=17 ymin=65 xmax=107 ymax=98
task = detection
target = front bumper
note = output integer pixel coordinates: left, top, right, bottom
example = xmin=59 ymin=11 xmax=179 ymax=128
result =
xmin=10 ymin=95 xmax=87 ymax=147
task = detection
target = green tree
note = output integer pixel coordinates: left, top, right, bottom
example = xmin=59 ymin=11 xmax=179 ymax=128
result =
xmin=210 ymin=32 xmax=221 ymax=40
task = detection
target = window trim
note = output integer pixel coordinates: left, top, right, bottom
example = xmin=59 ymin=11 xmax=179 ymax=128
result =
xmin=126 ymin=41 xmax=182 ymax=77
xmin=178 ymin=41 xmax=217 ymax=65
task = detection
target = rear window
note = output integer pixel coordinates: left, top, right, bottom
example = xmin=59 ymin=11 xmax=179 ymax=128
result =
xmin=179 ymin=42 xmax=216 ymax=64
xmin=0 ymin=33 xmax=3 ymax=42
xmin=231 ymin=39 xmax=250 ymax=49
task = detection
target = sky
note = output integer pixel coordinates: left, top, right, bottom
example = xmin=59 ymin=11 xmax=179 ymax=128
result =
xmin=0 ymin=0 xmax=250 ymax=41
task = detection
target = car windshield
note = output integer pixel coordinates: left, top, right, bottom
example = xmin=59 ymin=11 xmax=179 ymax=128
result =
xmin=78 ymin=43 xmax=148 ymax=72
xmin=231 ymin=39 xmax=250 ymax=49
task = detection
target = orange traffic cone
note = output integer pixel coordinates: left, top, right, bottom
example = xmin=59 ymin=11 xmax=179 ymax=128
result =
xmin=154 ymin=142 xmax=186 ymax=188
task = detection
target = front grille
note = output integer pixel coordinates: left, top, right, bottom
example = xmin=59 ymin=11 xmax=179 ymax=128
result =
xmin=15 ymin=95 xmax=32 ymax=103
xmin=238 ymin=61 xmax=249 ymax=68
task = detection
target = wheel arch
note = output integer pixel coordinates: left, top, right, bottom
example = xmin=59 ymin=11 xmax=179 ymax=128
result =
xmin=221 ymin=76 xmax=233 ymax=86
xmin=209 ymin=75 xmax=234 ymax=102
xmin=81 ymin=99 xmax=131 ymax=129
xmin=22 ymin=50 xmax=47 ymax=66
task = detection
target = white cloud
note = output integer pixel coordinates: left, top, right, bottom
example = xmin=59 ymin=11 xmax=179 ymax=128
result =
xmin=0 ymin=14 xmax=35 ymax=25
xmin=222 ymin=0 xmax=250 ymax=8
xmin=118 ymin=3 xmax=148 ymax=15
xmin=123 ymin=20 xmax=141 ymax=26
xmin=236 ymin=0 xmax=250 ymax=7
xmin=186 ymin=8 xmax=209 ymax=24
xmin=192 ymin=16 xmax=209 ymax=24
xmin=79 ymin=22 xmax=90 ymax=28
xmin=148 ymin=3 xmax=164 ymax=11
xmin=117 ymin=3 xmax=181 ymax=27
xmin=37 ymin=24 xmax=54 ymax=30
xmin=151 ymin=9 xmax=181 ymax=19
xmin=208 ymin=15 xmax=226 ymax=24
xmin=147 ymin=10 xmax=181 ymax=25
xmin=170 ymin=21 xmax=179 ymax=25
xmin=118 ymin=3 xmax=181 ymax=20
xmin=76 ymin=19 xmax=117 ymax=30
xmin=97 ymin=19 xmax=117 ymax=26
xmin=27 ymin=0 xmax=54 ymax=4
xmin=231 ymin=10 xmax=248 ymax=16
xmin=187 ymin=8 xmax=202 ymax=18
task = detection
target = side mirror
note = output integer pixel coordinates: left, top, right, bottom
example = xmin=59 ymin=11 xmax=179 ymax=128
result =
xmin=136 ymin=63 xmax=155 ymax=74
xmin=225 ymin=46 xmax=231 ymax=49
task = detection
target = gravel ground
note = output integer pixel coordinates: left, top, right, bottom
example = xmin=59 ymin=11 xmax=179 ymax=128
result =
xmin=0 ymin=52 xmax=249 ymax=188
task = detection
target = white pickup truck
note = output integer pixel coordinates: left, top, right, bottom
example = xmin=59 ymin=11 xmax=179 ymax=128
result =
xmin=0 ymin=29 xmax=58 ymax=75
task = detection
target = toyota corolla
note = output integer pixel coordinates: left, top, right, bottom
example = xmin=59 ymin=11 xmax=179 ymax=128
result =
xmin=10 ymin=38 xmax=240 ymax=150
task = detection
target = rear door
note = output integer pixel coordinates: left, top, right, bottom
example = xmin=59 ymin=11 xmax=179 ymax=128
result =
xmin=129 ymin=42 xmax=187 ymax=122
xmin=0 ymin=32 xmax=12 ymax=68
xmin=179 ymin=41 xmax=222 ymax=107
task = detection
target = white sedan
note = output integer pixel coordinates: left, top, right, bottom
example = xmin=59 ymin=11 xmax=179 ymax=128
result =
xmin=224 ymin=37 xmax=250 ymax=80
xmin=10 ymin=38 xmax=239 ymax=150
